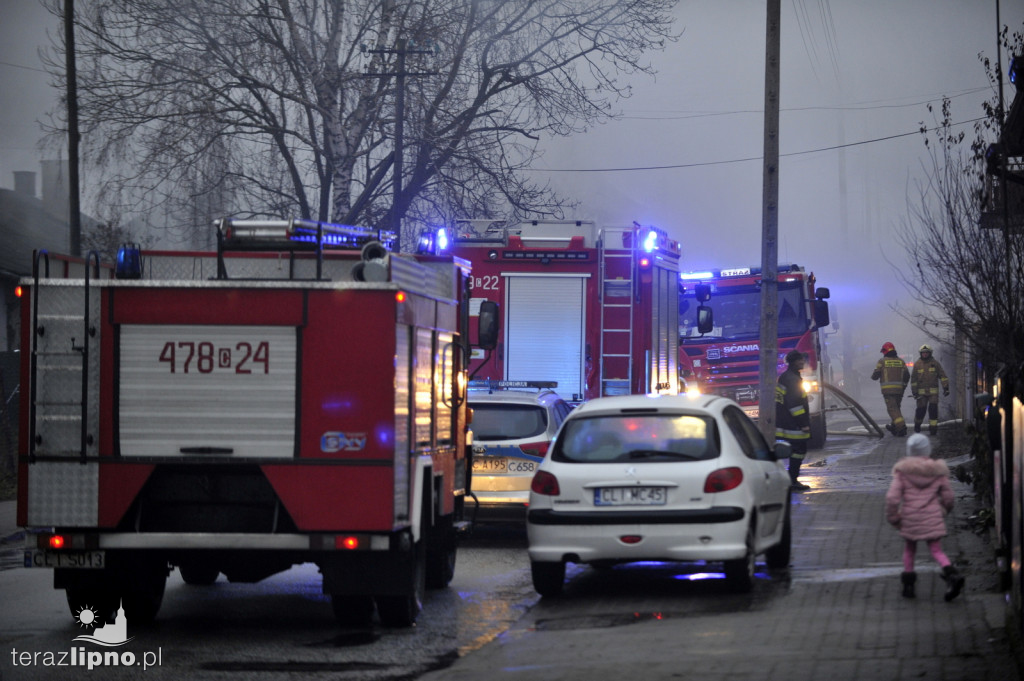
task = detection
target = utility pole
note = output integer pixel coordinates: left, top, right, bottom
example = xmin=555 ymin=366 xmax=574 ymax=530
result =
xmin=757 ymin=0 xmax=781 ymax=443
xmin=364 ymin=39 xmax=436 ymax=249
xmin=64 ymin=0 xmax=81 ymax=256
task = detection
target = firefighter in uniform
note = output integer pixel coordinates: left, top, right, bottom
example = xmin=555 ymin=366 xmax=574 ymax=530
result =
xmin=911 ymin=344 xmax=949 ymax=435
xmin=871 ymin=341 xmax=910 ymax=436
xmin=776 ymin=350 xmax=812 ymax=491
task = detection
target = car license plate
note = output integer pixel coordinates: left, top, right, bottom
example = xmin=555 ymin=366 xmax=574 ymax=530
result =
xmin=594 ymin=487 xmax=667 ymax=506
xmin=24 ymin=550 xmax=106 ymax=569
xmin=472 ymin=457 xmax=537 ymax=474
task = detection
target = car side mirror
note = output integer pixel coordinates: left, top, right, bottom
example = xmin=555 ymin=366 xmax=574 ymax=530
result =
xmin=773 ymin=440 xmax=793 ymax=460
xmin=697 ymin=305 xmax=714 ymax=334
xmin=477 ymin=300 xmax=499 ymax=350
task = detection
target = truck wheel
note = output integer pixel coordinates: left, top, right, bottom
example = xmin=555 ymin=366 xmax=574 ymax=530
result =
xmin=425 ymin=516 xmax=457 ymax=589
xmin=178 ymin=561 xmax=220 ymax=586
xmin=723 ymin=524 xmax=756 ymax=593
xmin=331 ymin=594 xmax=375 ymax=627
xmin=65 ymin=571 xmax=166 ymax=625
xmin=66 ymin=587 xmax=117 ymax=625
xmin=530 ymin=560 xmax=565 ymax=597
xmin=376 ymin=537 xmax=426 ymax=628
xmin=122 ymin=576 xmax=166 ymax=624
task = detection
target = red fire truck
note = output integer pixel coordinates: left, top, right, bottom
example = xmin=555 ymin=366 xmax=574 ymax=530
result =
xmin=17 ymin=219 xmax=496 ymax=628
xmin=678 ymin=264 xmax=831 ymax=448
xmin=450 ymin=220 xmax=681 ymax=402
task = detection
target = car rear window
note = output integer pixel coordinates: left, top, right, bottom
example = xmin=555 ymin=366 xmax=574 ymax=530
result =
xmin=471 ymin=404 xmax=549 ymax=440
xmin=552 ymin=414 xmax=719 ymax=463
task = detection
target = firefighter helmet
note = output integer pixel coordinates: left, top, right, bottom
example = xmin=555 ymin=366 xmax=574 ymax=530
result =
xmin=919 ymin=344 xmax=932 ymax=354
xmin=785 ymin=350 xmax=804 ymax=364
xmin=880 ymin=341 xmax=896 ymax=354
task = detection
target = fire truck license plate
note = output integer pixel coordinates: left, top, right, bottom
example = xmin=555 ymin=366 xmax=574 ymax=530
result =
xmin=25 ymin=550 xmax=105 ymax=569
xmin=472 ymin=457 xmax=537 ymax=474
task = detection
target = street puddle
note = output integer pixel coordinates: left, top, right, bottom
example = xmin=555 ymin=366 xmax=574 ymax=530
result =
xmin=532 ymin=611 xmax=671 ymax=631
xmin=790 ymin=564 xmax=902 ymax=583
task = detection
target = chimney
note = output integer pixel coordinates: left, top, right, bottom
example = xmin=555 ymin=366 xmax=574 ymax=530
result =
xmin=13 ymin=171 xmax=37 ymax=198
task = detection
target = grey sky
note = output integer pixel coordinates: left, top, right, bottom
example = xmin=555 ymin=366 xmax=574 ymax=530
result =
xmin=533 ymin=0 xmax=1024 ymax=359
xmin=1 ymin=0 xmax=1021 ymax=370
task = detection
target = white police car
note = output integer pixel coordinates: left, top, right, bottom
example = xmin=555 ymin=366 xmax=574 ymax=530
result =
xmin=469 ymin=381 xmax=573 ymax=522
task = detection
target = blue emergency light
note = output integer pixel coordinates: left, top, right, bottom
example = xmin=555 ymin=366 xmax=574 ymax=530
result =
xmin=643 ymin=230 xmax=658 ymax=252
xmin=115 ymin=243 xmax=142 ymax=279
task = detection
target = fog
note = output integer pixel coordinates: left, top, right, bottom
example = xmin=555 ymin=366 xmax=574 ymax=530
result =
xmin=531 ymin=0 xmax=1024 ymax=390
xmin=1 ymin=0 xmax=1022 ymax=393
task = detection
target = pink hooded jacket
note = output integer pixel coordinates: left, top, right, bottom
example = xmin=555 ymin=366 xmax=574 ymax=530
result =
xmin=885 ymin=455 xmax=954 ymax=541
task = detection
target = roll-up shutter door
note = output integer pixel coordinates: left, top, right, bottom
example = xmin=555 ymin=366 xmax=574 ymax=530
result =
xmin=119 ymin=325 xmax=297 ymax=458
xmin=505 ymin=275 xmax=586 ymax=398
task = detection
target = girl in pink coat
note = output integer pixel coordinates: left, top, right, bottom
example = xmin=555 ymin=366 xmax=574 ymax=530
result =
xmin=885 ymin=433 xmax=964 ymax=600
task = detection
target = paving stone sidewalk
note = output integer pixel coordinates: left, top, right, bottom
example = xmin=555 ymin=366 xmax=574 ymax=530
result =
xmin=419 ymin=430 xmax=1022 ymax=681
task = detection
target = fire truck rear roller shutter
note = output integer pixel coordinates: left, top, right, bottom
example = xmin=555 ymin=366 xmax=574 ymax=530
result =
xmin=118 ymin=325 xmax=297 ymax=458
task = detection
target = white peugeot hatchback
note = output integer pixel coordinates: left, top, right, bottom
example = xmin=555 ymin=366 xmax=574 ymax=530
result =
xmin=526 ymin=393 xmax=793 ymax=596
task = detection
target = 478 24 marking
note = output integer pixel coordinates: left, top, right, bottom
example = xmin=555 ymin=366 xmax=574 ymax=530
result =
xmin=158 ymin=340 xmax=271 ymax=374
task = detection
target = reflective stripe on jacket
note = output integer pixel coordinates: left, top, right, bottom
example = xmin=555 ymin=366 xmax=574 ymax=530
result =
xmin=775 ymin=366 xmax=810 ymax=440
xmin=911 ymin=355 xmax=949 ymax=395
xmin=871 ymin=354 xmax=909 ymax=395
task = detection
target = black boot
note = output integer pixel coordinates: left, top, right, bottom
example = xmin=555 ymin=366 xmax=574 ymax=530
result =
xmin=790 ymin=478 xmax=810 ymax=491
xmin=914 ymin=423 xmax=922 ymax=433
xmin=901 ymin=571 xmax=916 ymax=598
xmin=942 ymin=565 xmax=964 ymax=602
xmin=789 ymin=460 xmax=810 ymax=491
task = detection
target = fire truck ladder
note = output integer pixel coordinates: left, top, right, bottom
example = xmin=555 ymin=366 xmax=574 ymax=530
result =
xmin=598 ymin=227 xmax=636 ymax=397
xmin=29 ymin=251 xmax=102 ymax=464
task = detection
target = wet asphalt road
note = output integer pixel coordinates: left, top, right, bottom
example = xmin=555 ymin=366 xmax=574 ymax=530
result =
xmin=0 ymin=419 xmax=888 ymax=680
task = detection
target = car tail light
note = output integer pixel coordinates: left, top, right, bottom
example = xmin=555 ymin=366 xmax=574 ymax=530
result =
xmin=531 ymin=470 xmax=561 ymax=496
xmin=704 ymin=467 xmax=743 ymax=493
xmin=519 ymin=441 xmax=549 ymax=457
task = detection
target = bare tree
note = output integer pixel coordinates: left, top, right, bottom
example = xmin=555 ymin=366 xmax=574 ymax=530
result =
xmin=43 ymin=0 xmax=678 ymax=249
xmin=895 ymin=27 xmax=1024 ymax=371
xmin=82 ymin=219 xmax=150 ymax=263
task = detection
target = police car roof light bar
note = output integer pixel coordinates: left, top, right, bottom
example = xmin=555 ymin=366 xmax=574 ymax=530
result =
xmin=468 ymin=379 xmax=558 ymax=392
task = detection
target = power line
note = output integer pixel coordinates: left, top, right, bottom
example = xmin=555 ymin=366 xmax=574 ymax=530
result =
xmin=0 ymin=59 xmax=47 ymax=74
xmin=617 ymin=86 xmax=993 ymax=120
xmin=529 ymin=116 xmax=989 ymax=173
